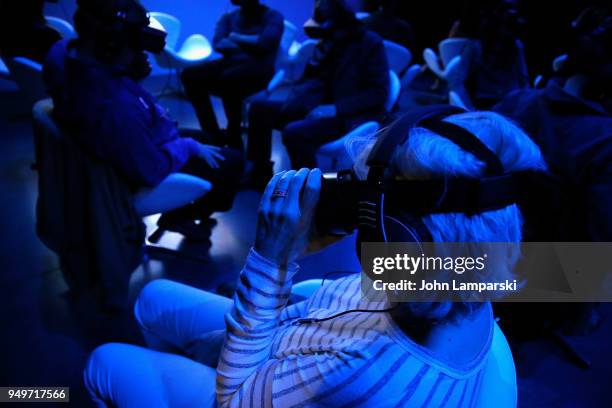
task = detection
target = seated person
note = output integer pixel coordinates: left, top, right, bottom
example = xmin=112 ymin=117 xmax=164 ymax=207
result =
xmin=247 ymin=0 xmax=389 ymax=188
xmin=362 ymin=0 xmax=415 ymax=51
xmin=494 ymin=7 xmax=611 ymax=336
xmin=84 ymin=109 xmax=545 ymax=406
xmin=452 ymin=0 xmax=530 ymax=107
xmin=43 ymin=0 xmax=243 ymax=241
xmin=181 ymin=0 xmax=284 ymax=149
xmin=401 ymin=0 xmax=529 ymax=111
xmin=495 ymin=6 xmax=612 ymax=242
xmin=0 ymin=0 xmax=62 ymax=63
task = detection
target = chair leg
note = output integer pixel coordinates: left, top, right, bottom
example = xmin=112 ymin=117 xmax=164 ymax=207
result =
xmin=147 ymin=227 xmax=166 ymax=244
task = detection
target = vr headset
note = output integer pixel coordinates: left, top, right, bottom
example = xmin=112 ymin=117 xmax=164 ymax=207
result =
xmin=315 ymin=105 xmax=550 ymax=244
xmin=76 ymin=0 xmax=166 ymax=54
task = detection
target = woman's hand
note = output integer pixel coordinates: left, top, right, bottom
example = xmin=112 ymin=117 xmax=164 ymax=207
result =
xmin=196 ymin=144 xmax=225 ymax=169
xmin=255 ymin=168 xmax=322 ymax=267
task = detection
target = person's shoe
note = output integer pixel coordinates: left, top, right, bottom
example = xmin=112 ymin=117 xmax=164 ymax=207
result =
xmin=161 ymin=218 xmax=217 ymax=242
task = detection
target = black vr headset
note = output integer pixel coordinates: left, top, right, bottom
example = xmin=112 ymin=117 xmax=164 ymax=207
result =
xmin=76 ymin=0 xmax=166 ymax=55
xmin=315 ymin=105 xmax=549 ymax=245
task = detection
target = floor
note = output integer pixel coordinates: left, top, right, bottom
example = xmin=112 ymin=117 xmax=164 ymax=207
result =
xmin=0 ymin=76 xmax=610 ymax=407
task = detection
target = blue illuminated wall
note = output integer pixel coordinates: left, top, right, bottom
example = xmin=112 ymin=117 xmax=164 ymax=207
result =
xmin=44 ymin=0 xmax=367 ymax=43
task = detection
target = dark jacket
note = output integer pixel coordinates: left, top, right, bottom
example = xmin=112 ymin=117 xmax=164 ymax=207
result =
xmin=285 ymin=29 xmax=389 ymax=126
xmin=43 ymin=40 xmax=201 ymax=189
xmin=213 ymin=5 xmax=284 ymax=70
xmin=33 ymin=99 xmax=145 ymax=309
xmin=495 ymin=82 xmax=612 ymax=241
xmin=363 ymin=10 xmax=414 ymax=52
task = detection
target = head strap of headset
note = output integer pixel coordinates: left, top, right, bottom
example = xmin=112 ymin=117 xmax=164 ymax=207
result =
xmin=362 ymin=105 xmax=544 ymax=221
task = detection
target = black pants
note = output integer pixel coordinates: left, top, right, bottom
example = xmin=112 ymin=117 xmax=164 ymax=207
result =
xmin=181 ymin=58 xmax=274 ymax=148
xmin=247 ymin=99 xmax=349 ymax=170
xmin=158 ymin=130 xmax=244 ymax=226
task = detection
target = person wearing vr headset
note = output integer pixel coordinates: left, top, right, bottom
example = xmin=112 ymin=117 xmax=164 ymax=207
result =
xmin=180 ymin=0 xmax=284 ymax=149
xmin=246 ymin=0 xmax=389 ymax=189
xmin=84 ymin=106 xmax=545 ymax=407
xmin=43 ymin=0 xmax=244 ymax=241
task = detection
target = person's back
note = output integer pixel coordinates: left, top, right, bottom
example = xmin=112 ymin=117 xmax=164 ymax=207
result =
xmin=362 ymin=0 xmax=414 ymax=51
xmin=494 ymin=6 xmax=612 ymax=241
xmin=495 ymin=82 xmax=611 ymax=241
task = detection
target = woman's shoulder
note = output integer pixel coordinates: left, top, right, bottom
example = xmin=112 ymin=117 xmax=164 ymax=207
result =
xmin=382 ymin=304 xmax=494 ymax=379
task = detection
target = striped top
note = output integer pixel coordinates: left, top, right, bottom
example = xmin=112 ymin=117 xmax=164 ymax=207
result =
xmin=216 ymin=249 xmax=493 ymax=407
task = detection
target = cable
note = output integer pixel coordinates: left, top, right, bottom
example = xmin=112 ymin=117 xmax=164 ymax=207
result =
xmin=289 ymin=305 xmax=399 ymax=326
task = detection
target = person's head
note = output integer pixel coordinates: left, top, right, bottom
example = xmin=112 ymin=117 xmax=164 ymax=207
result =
xmin=230 ymin=0 xmax=261 ymax=11
xmin=458 ymin=0 xmax=524 ymax=43
xmin=73 ymin=0 xmax=165 ymax=80
xmin=304 ymin=0 xmax=359 ymax=39
xmin=353 ymin=111 xmax=546 ymax=322
xmin=558 ymin=7 xmax=612 ymax=102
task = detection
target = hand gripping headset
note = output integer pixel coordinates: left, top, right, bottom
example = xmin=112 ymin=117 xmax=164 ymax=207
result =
xmin=315 ymin=105 xmax=549 ymax=246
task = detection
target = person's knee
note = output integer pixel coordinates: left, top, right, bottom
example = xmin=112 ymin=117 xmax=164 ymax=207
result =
xmin=134 ymin=279 xmax=174 ymax=331
xmin=83 ymin=343 xmax=124 ymax=399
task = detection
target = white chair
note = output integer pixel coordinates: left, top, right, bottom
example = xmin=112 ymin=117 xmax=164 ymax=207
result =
xmin=475 ymin=322 xmax=518 ymax=408
xmin=45 ymin=16 xmax=75 ymax=39
xmin=316 ymin=70 xmax=401 ymax=171
xmin=267 ymin=39 xmax=318 ymax=94
xmin=423 ymin=37 xmax=475 ymax=109
xmin=149 ymin=12 xmax=213 ymax=69
xmin=383 ymin=40 xmax=412 ymax=75
xmin=553 ymin=54 xmax=568 ymax=73
xmin=276 ymin=20 xmax=298 ymax=71
xmin=5 ymin=57 xmax=46 ymax=109
xmin=400 ymin=63 xmax=422 ymax=88
xmin=133 ymin=174 xmax=212 ymax=217
xmin=0 ymin=57 xmax=9 ymax=77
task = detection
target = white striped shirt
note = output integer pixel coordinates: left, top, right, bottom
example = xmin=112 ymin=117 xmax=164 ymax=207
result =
xmin=216 ymin=249 xmax=493 ymax=407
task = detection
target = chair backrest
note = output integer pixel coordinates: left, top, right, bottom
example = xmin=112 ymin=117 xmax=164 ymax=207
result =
xmin=475 ymin=322 xmax=517 ymax=408
xmin=386 ymin=70 xmax=401 ymax=112
xmin=383 ymin=40 xmax=412 ymax=74
xmin=5 ymin=57 xmax=47 ymax=107
xmin=33 ymin=99 xmax=61 ymax=139
xmin=149 ymin=12 xmax=181 ymax=51
xmin=285 ymin=39 xmax=318 ymax=82
xmin=0 ymin=57 xmax=9 ymax=77
xmin=439 ymin=37 xmax=472 ymax=67
xmin=276 ymin=20 xmax=298 ymax=70
xmin=45 ymin=16 xmax=75 ymax=39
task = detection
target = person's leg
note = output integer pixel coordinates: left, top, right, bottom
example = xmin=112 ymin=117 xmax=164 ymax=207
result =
xmin=217 ymin=63 xmax=274 ymax=149
xmin=84 ymin=343 xmax=217 ymax=408
xmin=246 ymin=100 xmax=285 ymax=178
xmin=282 ymin=117 xmax=349 ymax=169
xmin=134 ymin=279 xmax=233 ymax=365
xmin=181 ymin=59 xmax=228 ymax=136
xmin=247 ymin=100 xmax=306 ymax=186
xmin=157 ymin=146 xmax=244 ymax=238
xmin=181 ymin=147 xmax=244 ymax=214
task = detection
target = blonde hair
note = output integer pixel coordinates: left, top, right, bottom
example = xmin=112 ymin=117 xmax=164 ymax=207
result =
xmin=353 ymin=111 xmax=547 ymax=309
